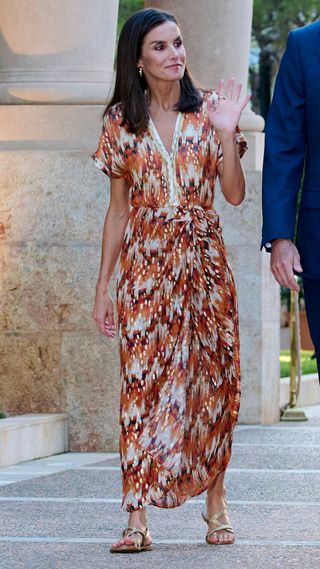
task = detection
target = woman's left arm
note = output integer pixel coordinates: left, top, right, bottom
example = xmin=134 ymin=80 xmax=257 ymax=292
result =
xmin=216 ymin=134 xmax=245 ymax=206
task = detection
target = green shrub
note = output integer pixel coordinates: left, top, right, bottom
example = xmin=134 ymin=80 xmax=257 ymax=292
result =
xmin=280 ymin=349 xmax=317 ymax=378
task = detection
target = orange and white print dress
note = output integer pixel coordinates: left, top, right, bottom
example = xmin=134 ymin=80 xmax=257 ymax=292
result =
xmin=92 ymin=90 xmax=247 ymax=512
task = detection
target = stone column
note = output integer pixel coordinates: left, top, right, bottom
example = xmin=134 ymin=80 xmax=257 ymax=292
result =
xmin=146 ymin=0 xmax=264 ymax=132
xmin=0 ymin=0 xmax=118 ymax=104
xmin=145 ymin=0 xmax=280 ymax=424
xmin=0 ymin=0 xmax=122 ymax=451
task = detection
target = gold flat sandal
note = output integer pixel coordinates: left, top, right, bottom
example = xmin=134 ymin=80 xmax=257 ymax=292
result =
xmin=110 ymin=526 xmax=154 ymax=553
xmin=201 ymin=509 xmax=235 ymax=545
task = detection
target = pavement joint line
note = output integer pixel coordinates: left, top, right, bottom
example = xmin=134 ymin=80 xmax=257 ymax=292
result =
xmin=44 ymin=455 xmax=119 ymax=465
xmin=0 ymin=537 xmax=319 ymax=547
xmin=76 ymin=467 xmax=320 ymax=474
xmin=0 ymin=469 xmax=115 ymax=475
xmin=0 ymin=468 xmax=119 ymax=475
xmin=233 ymin=443 xmax=320 ymax=447
xmin=235 ymin=426 xmax=320 ymax=431
xmin=43 ymin=463 xmax=75 ymax=466
xmin=0 ymin=497 xmax=319 ymax=506
xmin=2 ymin=467 xmax=320 ymax=477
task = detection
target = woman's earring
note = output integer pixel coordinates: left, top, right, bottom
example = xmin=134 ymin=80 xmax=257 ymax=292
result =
xmin=138 ymin=67 xmax=143 ymax=77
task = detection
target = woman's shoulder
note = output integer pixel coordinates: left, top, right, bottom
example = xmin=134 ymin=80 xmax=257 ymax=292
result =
xmin=103 ymin=102 xmax=125 ymax=129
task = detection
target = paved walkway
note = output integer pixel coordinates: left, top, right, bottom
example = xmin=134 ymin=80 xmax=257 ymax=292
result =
xmin=0 ymin=405 xmax=320 ymax=568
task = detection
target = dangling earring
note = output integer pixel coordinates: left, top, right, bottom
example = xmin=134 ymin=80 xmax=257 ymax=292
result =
xmin=138 ymin=67 xmax=143 ymax=77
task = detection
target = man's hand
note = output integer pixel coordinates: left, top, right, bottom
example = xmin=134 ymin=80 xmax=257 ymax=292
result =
xmin=270 ymin=239 xmax=303 ymax=291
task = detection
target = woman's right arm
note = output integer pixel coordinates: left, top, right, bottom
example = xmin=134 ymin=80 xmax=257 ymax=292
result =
xmin=92 ymin=177 xmax=130 ymax=337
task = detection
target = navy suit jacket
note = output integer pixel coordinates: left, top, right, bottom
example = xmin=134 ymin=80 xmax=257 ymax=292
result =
xmin=261 ymin=20 xmax=320 ymax=279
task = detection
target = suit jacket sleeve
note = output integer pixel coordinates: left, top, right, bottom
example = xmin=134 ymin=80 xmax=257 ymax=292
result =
xmin=261 ymin=30 xmax=306 ymax=250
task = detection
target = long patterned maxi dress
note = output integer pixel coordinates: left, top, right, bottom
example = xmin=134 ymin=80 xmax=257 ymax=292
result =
xmin=92 ymin=90 xmax=248 ymax=512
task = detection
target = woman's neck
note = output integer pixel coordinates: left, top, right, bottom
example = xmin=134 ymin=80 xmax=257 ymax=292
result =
xmin=146 ymin=80 xmax=181 ymax=113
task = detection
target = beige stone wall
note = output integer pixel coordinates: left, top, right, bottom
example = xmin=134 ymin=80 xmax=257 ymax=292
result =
xmin=0 ymin=0 xmax=121 ymax=451
xmin=0 ymin=146 xmax=121 ymax=450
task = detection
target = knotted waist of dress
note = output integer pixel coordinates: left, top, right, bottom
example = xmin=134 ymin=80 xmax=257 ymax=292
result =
xmin=130 ymin=204 xmax=223 ymax=238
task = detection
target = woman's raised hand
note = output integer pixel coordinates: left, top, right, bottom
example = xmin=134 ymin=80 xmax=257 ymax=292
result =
xmin=207 ymin=78 xmax=251 ymax=135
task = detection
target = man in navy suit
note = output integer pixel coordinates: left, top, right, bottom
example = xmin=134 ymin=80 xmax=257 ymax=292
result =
xmin=261 ymin=20 xmax=320 ymax=379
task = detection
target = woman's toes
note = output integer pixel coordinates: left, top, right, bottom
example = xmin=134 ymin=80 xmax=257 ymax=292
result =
xmin=208 ymin=530 xmax=234 ymax=544
xmin=220 ymin=531 xmax=234 ymax=543
xmin=208 ymin=533 xmax=219 ymax=543
xmin=113 ymin=536 xmax=134 ymax=547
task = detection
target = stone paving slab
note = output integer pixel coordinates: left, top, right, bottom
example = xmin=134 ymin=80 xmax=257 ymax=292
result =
xmin=230 ymin=445 xmax=320 ymax=470
xmin=86 ymin=458 xmax=121 ymax=467
xmin=233 ymin=426 xmax=320 ymax=446
xmin=1 ymin=468 xmax=319 ymax=503
xmin=0 ymin=501 xmax=320 ymax=542
xmin=0 ymin=542 xmax=319 ymax=569
xmin=1 ymin=442 xmax=319 ymax=477
xmin=0 ymin=470 xmax=119 ymax=498
xmin=85 ymin=443 xmax=320 ymax=470
xmin=0 ymin=453 xmax=113 ymax=487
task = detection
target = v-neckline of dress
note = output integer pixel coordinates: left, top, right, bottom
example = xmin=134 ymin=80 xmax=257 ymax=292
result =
xmin=148 ymin=112 xmax=184 ymax=161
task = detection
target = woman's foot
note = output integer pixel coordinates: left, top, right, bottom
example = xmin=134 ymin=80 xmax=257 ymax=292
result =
xmin=205 ymin=473 xmax=235 ymax=544
xmin=110 ymin=508 xmax=152 ymax=550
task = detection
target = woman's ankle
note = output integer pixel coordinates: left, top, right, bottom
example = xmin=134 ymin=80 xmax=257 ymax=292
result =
xmin=128 ymin=508 xmax=147 ymax=528
xmin=207 ymin=482 xmax=227 ymax=509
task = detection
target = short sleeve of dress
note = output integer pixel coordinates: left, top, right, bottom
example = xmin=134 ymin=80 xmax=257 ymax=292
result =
xmin=91 ymin=108 xmax=127 ymax=179
xmin=217 ymin=126 xmax=248 ymax=166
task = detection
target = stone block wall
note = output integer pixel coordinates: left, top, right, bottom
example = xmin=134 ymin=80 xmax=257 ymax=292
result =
xmin=0 ymin=143 xmax=121 ymax=451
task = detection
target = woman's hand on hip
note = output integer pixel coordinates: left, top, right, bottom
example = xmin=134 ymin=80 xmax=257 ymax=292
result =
xmin=207 ymin=78 xmax=251 ymax=136
xmin=92 ymin=287 xmax=116 ymax=338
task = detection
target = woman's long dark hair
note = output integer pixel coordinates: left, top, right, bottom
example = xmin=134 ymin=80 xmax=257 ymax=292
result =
xmin=104 ymin=8 xmax=203 ymax=133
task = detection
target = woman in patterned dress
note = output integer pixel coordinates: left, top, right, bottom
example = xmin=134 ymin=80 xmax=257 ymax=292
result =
xmin=92 ymin=8 xmax=250 ymax=553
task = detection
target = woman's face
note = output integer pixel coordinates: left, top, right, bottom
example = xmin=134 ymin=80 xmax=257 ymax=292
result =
xmin=138 ymin=21 xmax=186 ymax=84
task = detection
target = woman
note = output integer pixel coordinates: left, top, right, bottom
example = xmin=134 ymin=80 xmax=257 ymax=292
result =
xmin=92 ymin=7 xmax=249 ymax=553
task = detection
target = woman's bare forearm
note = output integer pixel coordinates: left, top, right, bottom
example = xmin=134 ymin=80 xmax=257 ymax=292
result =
xmin=96 ymin=206 xmax=130 ymax=293
xmin=218 ymin=133 xmax=245 ymax=205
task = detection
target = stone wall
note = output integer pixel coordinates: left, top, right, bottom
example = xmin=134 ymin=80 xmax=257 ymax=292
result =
xmin=0 ymin=142 xmax=121 ymax=450
xmin=0 ymin=0 xmax=122 ymax=451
